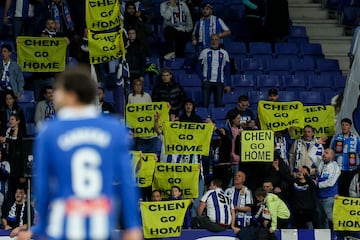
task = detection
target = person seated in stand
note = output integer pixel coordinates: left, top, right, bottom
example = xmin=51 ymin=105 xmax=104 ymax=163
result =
xmin=127 ymin=79 xmax=152 ymax=104
xmin=2 ymin=185 xmax=34 ymax=237
xmin=151 ymin=190 xmax=163 ymax=201
xmin=168 ymin=186 xmax=191 ymax=229
xmin=34 ymin=86 xmax=55 ymax=127
xmin=98 ymin=86 xmax=115 ymax=114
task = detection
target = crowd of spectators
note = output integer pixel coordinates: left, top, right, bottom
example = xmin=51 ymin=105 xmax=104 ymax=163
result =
xmin=0 ymin=0 xmax=358 ymax=239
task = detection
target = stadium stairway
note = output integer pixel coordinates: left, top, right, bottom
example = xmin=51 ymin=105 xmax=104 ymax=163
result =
xmin=289 ymin=0 xmax=352 ymax=76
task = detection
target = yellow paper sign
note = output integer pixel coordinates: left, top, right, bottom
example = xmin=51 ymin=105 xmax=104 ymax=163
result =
xmin=131 ymin=151 xmax=157 ymax=187
xmin=86 ymin=0 xmax=121 ymax=31
xmin=333 ymin=196 xmax=360 ymax=231
xmin=241 ymin=130 xmax=274 ymax=162
xmin=17 ymin=37 xmax=67 ymax=72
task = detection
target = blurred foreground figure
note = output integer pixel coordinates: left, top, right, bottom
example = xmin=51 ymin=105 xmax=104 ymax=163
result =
xmin=18 ymin=65 xmax=142 ymax=240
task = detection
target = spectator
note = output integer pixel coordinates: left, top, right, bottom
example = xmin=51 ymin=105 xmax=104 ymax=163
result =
xmin=242 ymin=0 xmax=266 ymax=42
xmin=226 ymin=95 xmax=255 ymax=129
xmin=268 ymin=88 xmax=279 ymax=102
xmin=160 ymin=0 xmax=193 ymax=59
xmin=2 ymin=185 xmax=34 ymax=238
xmin=151 ymin=190 xmax=163 ymax=201
xmin=192 ymin=3 xmax=231 ymax=52
xmin=0 ymin=91 xmax=26 ymax=136
xmin=291 ymin=165 xmax=317 ymax=229
xmin=288 ymin=125 xmax=323 ymax=176
xmin=0 ymin=44 xmax=24 ymax=99
xmin=349 ymin=168 xmax=360 ymax=197
xmin=198 ymin=179 xmax=238 ymax=232
xmin=330 ymin=118 xmax=360 ymax=197
xmin=128 ymin=79 xmax=152 ymax=104
xmin=225 ymin=171 xmax=253 ymax=228
xmin=168 ymin=186 xmax=191 ymax=229
xmin=253 ymin=187 xmax=290 ymax=233
xmin=98 ymin=86 xmax=115 ymax=114
xmin=152 ymin=68 xmax=186 ymax=115
xmin=49 ymin=0 xmax=75 ymax=37
xmin=197 ymin=34 xmax=231 ymax=108
xmin=126 ymin=28 xmax=147 ymax=83
xmin=3 ymin=0 xmax=35 ymax=41
xmin=34 ymin=86 xmax=55 ymax=127
xmin=227 ymin=111 xmax=241 ymax=183
xmin=40 ymin=18 xmax=65 ymax=38
xmin=314 ymin=148 xmax=340 ymax=229
xmin=179 ymin=99 xmax=203 ymax=123
xmin=274 ymin=130 xmax=291 ymax=167
xmin=0 ymin=150 xmax=10 ymax=220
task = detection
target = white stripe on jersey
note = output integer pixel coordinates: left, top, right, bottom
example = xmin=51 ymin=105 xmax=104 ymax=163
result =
xmin=201 ymin=188 xmax=233 ymax=225
xmin=90 ymin=210 xmax=109 ymax=239
xmin=47 ymin=200 xmax=65 ymax=238
xmin=67 ymin=211 xmax=85 ymax=239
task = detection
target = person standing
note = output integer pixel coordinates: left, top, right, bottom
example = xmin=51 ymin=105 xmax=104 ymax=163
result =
xmin=197 ymin=34 xmax=231 ymax=108
xmin=17 ymin=65 xmax=142 ymax=240
xmin=330 ymin=118 xmax=360 ymax=197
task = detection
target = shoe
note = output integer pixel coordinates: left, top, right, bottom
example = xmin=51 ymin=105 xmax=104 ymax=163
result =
xmin=164 ymin=51 xmax=175 ymax=60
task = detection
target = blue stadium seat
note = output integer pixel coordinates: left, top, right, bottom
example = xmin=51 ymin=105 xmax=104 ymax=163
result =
xmin=324 ymin=91 xmax=338 ymax=105
xmin=278 ymin=91 xmax=300 ymax=102
xmin=248 ymin=91 xmax=268 ymax=104
xmin=289 ymin=26 xmax=307 ymax=38
xmin=291 ymin=58 xmax=316 ymax=75
xmin=18 ymin=90 xmax=35 ymax=103
xmin=299 ymin=43 xmax=324 ymax=59
xmin=333 ymin=75 xmax=347 ymax=92
xmin=316 ymin=59 xmax=341 ymax=75
xmin=194 ymin=107 xmax=209 ymax=120
xmin=241 ymin=58 xmax=265 ymax=75
xmin=256 ymin=75 xmax=281 ymax=92
xmin=248 ymin=42 xmax=272 ymax=56
xmin=227 ymin=41 xmax=247 ymax=57
xmin=223 ymin=92 xmax=239 ymax=105
xmin=282 ymin=75 xmax=307 ymax=91
xmin=184 ymin=41 xmax=196 ymax=58
xmin=299 ymin=91 xmax=324 ymax=106
xmin=265 ymin=58 xmax=291 ymax=75
xmin=211 ymin=107 xmax=229 ymax=123
xmin=227 ymin=3 xmax=246 ymax=21
xmin=163 ymin=58 xmax=184 ymax=70
xmin=178 ymin=73 xmax=201 ymax=87
xmin=19 ymin=102 xmax=36 ymax=123
xmin=274 ymin=42 xmax=298 ymax=58
xmin=231 ymin=74 xmax=256 ymax=91
xmin=307 ymin=75 xmax=333 ymax=92
xmin=26 ymin=123 xmax=36 ymax=137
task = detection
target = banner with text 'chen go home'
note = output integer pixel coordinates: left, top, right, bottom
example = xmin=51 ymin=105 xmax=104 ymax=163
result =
xmin=152 ymin=162 xmax=200 ymax=199
xmin=333 ymin=196 xmax=360 ymax=231
xmin=163 ymin=121 xmax=213 ymax=156
xmin=290 ymin=105 xmax=335 ymax=139
xmin=125 ymin=102 xmax=170 ymax=137
xmin=88 ymin=29 xmax=125 ymax=64
xmin=258 ymin=100 xmax=304 ymax=132
xmin=131 ymin=151 xmax=157 ymax=187
xmin=86 ymin=0 xmax=121 ymax=32
xmin=241 ymin=130 xmax=274 ymax=162
xmin=140 ymin=200 xmax=191 ymax=238
xmin=17 ymin=37 xmax=67 ymax=72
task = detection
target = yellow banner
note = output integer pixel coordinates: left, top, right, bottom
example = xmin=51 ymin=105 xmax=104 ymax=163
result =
xmin=125 ymin=102 xmax=170 ymax=137
xmin=333 ymin=196 xmax=360 ymax=231
xmin=86 ymin=0 xmax=121 ymax=31
xmin=131 ymin=151 xmax=157 ymax=187
xmin=290 ymin=105 xmax=335 ymax=138
xmin=141 ymin=200 xmax=191 ymax=238
xmin=163 ymin=121 xmax=213 ymax=156
xmin=152 ymin=163 xmax=200 ymax=199
xmin=258 ymin=100 xmax=304 ymax=131
xmin=17 ymin=37 xmax=67 ymax=72
xmin=241 ymin=130 xmax=274 ymax=162
xmin=88 ymin=30 xmax=125 ymax=64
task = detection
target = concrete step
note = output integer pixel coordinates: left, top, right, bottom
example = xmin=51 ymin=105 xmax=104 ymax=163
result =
xmin=288 ymin=0 xmax=314 ymax=4
xmin=292 ymin=19 xmax=338 ymax=25
xmin=289 ymin=4 xmax=328 ymax=20
xmin=303 ymin=23 xmax=344 ymax=37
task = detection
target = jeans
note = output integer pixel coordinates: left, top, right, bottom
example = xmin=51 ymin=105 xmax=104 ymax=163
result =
xmin=318 ymin=197 xmax=334 ymax=228
xmin=163 ymin=26 xmax=189 ymax=57
xmin=192 ymin=177 xmax=205 ymax=217
xmin=202 ymin=81 xmax=224 ymax=108
xmin=134 ymin=137 xmax=161 ymax=156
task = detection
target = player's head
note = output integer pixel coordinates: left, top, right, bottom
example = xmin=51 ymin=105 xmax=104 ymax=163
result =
xmin=170 ymin=186 xmax=182 ymax=199
xmin=151 ymin=190 xmax=162 ymax=201
xmin=54 ymin=65 xmax=97 ymax=110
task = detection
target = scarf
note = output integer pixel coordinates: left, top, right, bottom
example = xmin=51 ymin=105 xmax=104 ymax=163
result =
xmin=275 ymin=135 xmax=289 ymax=166
xmin=42 ymin=28 xmax=57 ymax=38
xmin=51 ymin=0 xmax=74 ymax=32
xmin=170 ymin=1 xmax=184 ymax=26
xmin=7 ymin=202 xmax=25 ymax=226
xmin=45 ymin=101 xmax=56 ymax=120
xmin=6 ymin=127 xmax=18 ymax=140
xmin=1 ymin=61 xmax=11 ymax=90
xmin=198 ymin=16 xmax=217 ymax=45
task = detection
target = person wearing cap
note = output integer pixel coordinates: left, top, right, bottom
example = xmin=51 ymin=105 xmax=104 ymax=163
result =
xmin=268 ymin=88 xmax=279 ymax=102
xmin=192 ymin=3 xmax=231 ymax=53
xmin=160 ymin=0 xmax=193 ymax=60
xmin=330 ymin=118 xmax=360 ymax=197
xmin=197 ymin=34 xmax=231 ymax=108
xmin=179 ymin=99 xmax=203 ymax=123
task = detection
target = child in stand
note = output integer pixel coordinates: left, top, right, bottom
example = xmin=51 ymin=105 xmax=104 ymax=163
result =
xmin=168 ymin=186 xmax=191 ymax=229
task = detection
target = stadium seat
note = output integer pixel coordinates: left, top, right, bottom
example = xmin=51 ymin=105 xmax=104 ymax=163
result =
xmin=278 ymin=91 xmax=300 ymax=102
xmin=18 ymin=90 xmax=35 ymax=103
xmin=299 ymin=43 xmax=324 ymax=59
xmin=223 ymin=92 xmax=239 ymax=105
xmin=184 ymin=41 xmax=196 ymax=58
xmin=227 ymin=41 xmax=247 ymax=57
xmin=299 ymin=91 xmax=324 ymax=106
xmin=194 ymin=107 xmax=209 ymax=120
xmin=256 ymin=75 xmax=281 ymax=92
xmin=211 ymin=107 xmax=229 ymax=123
xmin=274 ymin=42 xmax=298 ymax=58
xmin=333 ymin=75 xmax=347 ymax=92
xmin=241 ymin=58 xmax=265 ymax=75
xmin=324 ymin=91 xmax=338 ymax=105
xmin=316 ymin=58 xmax=341 ymax=75
xmin=26 ymin=123 xmax=36 ymax=137
xmin=163 ymin=58 xmax=184 ymax=70
xmin=248 ymin=42 xmax=272 ymax=56
xmin=19 ymin=102 xmax=36 ymax=123
xmin=178 ymin=73 xmax=201 ymax=87
xmin=265 ymin=58 xmax=291 ymax=75
xmin=231 ymin=74 xmax=256 ymax=91
xmin=248 ymin=91 xmax=268 ymax=104
xmin=307 ymin=75 xmax=333 ymax=92
xmin=282 ymin=75 xmax=307 ymax=91
xmin=291 ymin=58 xmax=316 ymax=75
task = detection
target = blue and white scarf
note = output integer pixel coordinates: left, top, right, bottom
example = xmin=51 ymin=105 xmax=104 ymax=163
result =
xmin=51 ymin=0 xmax=74 ymax=32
